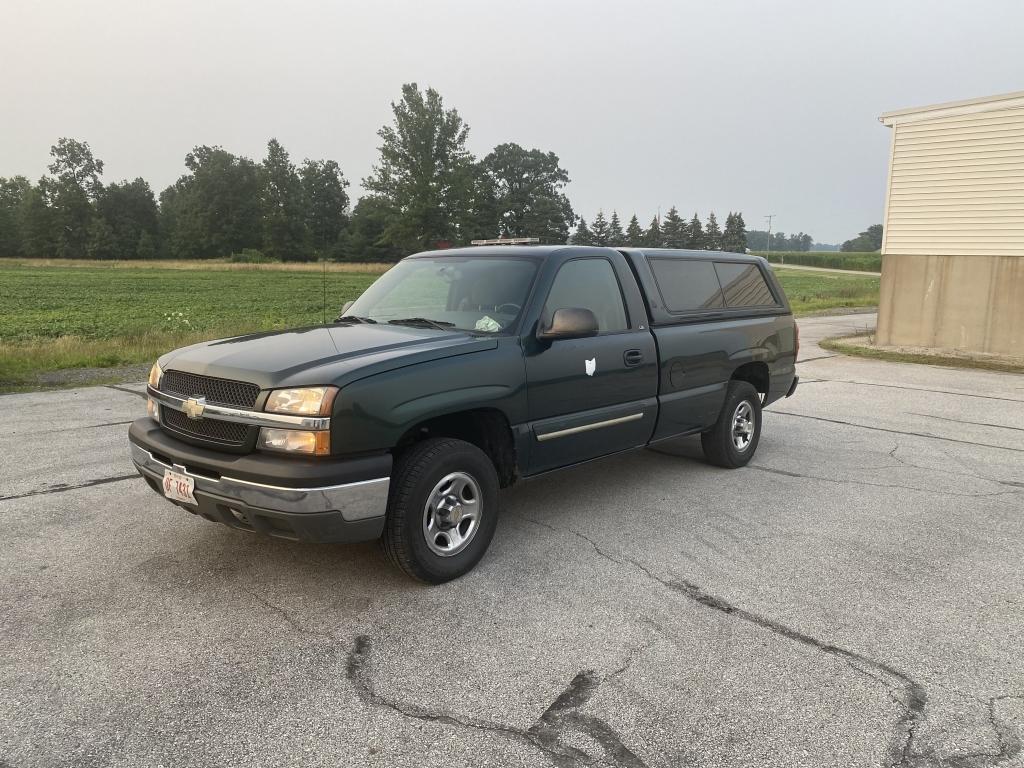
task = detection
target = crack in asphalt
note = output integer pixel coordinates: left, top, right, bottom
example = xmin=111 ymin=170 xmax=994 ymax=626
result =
xmin=512 ymin=514 xmax=1024 ymax=768
xmin=770 ymin=411 xmax=1024 ymax=454
xmin=789 ymin=379 xmax=1024 ymax=404
xmin=105 ymin=384 xmax=148 ymax=400
xmin=0 ymin=473 xmax=138 ymax=502
xmin=16 ymin=419 xmax=136 ymax=437
xmin=347 ymin=635 xmax=648 ymax=768
xmin=907 ymin=412 xmax=1024 ymax=434
xmin=747 ymin=464 xmax=1022 ymax=498
xmin=246 ymin=588 xmax=647 ymax=767
xmin=884 ymin=443 xmax=1024 ymax=491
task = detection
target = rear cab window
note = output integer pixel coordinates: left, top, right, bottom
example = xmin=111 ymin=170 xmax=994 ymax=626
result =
xmin=646 ymin=256 xmax=780 ymax=318
xmin=713 ymin=262 xmax=779 ymax=308
xmin=648 ymin=258 xmax=724 ymax=312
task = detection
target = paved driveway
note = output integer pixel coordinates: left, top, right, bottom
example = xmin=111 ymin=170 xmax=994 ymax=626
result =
xmin=2 ymin=312 xmax=1022 ymax=768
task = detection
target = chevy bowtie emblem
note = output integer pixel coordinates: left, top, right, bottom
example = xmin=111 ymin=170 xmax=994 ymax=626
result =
xmin=184 ymin=396 xmax=207 ymax=420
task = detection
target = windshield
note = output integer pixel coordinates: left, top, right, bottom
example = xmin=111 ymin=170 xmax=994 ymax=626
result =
xmin=344 ymin=256 xmax=539 ymax=334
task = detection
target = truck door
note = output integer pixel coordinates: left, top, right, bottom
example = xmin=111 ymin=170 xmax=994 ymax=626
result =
xmin=523 ymin=255 xmax=658 ymax=474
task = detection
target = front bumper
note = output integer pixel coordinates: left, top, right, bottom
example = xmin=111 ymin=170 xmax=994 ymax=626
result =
xmin=129 ymin=418 xmax=390 ymax=543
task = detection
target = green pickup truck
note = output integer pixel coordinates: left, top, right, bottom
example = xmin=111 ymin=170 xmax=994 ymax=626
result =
xmin=129 ymin=245 xmax=798 ymax=582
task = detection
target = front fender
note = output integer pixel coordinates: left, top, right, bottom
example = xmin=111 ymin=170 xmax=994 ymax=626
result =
xmin=330 ymin=339 xmax=527 ymax=455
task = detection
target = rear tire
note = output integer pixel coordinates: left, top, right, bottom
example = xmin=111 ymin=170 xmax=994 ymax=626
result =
xmin=382 ymin=438 xmax=499 ymax=583
xmin=701 ymin=381 xmax=762 ymax=468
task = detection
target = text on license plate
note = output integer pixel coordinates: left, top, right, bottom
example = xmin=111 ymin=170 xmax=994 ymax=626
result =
xmin=162 ymin=469 xmax=196 ymax=504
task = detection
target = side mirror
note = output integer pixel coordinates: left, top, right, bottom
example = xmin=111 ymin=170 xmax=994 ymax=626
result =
xmin=340 ymin=300 xmax=354 ymax=315
xmin=537 ymin=307 xmax=599 ymax=341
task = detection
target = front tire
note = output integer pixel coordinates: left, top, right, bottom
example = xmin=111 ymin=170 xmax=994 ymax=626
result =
xmin=382 ymin=438 xmax=499 ymax=583
xmin=701 ymin=381 xmax=762 ymax=468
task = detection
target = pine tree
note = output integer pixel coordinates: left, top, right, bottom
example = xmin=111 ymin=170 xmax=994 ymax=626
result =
xmin=625 ymin=214 xmax=643 ymax=246
xmin=572 ymin=217 xmax=594 ymax=246
xmin=704 ymin=211 xmax=722 ymax=250
xmin=591 ymin=210 xmax=611 ymax=246
xmin=687 ymin=212 xmax=705 ymax=250
xmin=642 ymin=215 xmax=662 ymax=248
xmin=661 ymin=206 xmax=686 ymax=248
xmin=721 ymin=212 xmax=748 ymax=253
xmin=608 ymin=211 xmax=625 ymax=245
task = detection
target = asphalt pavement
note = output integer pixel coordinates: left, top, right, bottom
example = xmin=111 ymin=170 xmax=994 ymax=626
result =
xmin=2 ymin=311 xmax=1022 ymax=768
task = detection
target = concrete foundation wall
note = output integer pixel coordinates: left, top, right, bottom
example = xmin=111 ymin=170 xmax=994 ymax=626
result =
xmin=876 ymin=254 xmax=1024 ymax=356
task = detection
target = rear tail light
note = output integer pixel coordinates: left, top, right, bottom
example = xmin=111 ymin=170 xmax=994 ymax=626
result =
xmin=794 ymin=323 xmax=800 ymax=359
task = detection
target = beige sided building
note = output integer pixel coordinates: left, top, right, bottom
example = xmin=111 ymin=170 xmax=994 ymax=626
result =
xmin=876 ymin=91 xmax=1024 ymax=357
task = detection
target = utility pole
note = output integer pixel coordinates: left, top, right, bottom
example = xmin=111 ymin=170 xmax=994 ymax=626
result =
xmin=765 ymin=214 xmax=777 ymax=263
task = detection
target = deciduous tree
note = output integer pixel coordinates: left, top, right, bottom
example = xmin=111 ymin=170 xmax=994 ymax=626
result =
xmin=261 ymin=139 xmax=307 ymax=261
xmin=0 ymin=176 xmax=31 ymax=257
xmin=160 ymin=145 xmax=262 ymax=259
xmin=299 ymin=158 xmax=350 ymax=256
xmin=341 ymin=196 xmax=405 ymax=262
xmin=96 ymin=178 xmax=158 ymax=259
xmin=477 ymin=143 xmax=575 ymax=244
xmin=363 ymin=83 xmax=476 ymax=252
xmin=841 ymin=224 xmax=883 ymax=252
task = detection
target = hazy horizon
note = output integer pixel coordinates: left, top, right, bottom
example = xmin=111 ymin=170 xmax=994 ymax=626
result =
xmin=3 ymin=0 xmax=1023 ymax=244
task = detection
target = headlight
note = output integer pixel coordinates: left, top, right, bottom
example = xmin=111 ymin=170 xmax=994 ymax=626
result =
xmin=148 ymin=362 xmax=163 ymax=389
xmin=147 ymin=398 xmax=160 ymax=421
xmin=265 ymin=386 xmax=338 ymax=416
xmin=257 ymin=428 xmax=330 ymax=455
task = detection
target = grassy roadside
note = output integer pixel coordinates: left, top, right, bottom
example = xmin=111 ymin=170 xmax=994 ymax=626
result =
xmin=821 ymin=335 xmax=1024 ymax=374
xmin=757 ymin=251 xmax=881 ymax=272
xmin=0 ymin=259 xmax=881 ymax=392
xmin=772 ymin=268 xmax=879 ymax=315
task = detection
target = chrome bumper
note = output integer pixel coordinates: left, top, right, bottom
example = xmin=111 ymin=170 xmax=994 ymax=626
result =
xmin=130 ymin=442 xmax=389 ymax=522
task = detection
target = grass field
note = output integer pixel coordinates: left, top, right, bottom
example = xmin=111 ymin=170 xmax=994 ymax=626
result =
xmin=0 ymin=259 xmax=879 ymax=390
xmin=758 ymin=251 xmax=882 ymax=272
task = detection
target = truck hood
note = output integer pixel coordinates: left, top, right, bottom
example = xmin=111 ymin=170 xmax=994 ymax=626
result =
xmin=159 ymin=324 xmax=499 ymax=390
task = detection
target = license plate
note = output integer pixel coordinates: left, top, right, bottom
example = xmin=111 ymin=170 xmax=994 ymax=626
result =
xmin=162 ymin=469 xmax=196 ymax=504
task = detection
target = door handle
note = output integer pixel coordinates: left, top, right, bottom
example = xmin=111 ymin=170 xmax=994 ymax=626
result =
xmin=623 ymin=349 xmax=644 ymax=367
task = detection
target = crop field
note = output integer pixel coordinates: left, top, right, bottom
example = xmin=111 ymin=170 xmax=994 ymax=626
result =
xmin=0 ymin=259 xmax=878 ymax=390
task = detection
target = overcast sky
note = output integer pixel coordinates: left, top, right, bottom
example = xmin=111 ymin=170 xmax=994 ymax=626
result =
xmin=3 ymin=0 xmax=1023 ymax=243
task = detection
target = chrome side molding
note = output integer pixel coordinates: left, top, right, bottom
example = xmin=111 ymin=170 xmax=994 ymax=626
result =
xmin=535 ymin=412 xmax=644 ymax=442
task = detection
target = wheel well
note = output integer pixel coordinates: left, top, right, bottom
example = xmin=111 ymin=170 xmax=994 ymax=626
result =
xmin=731 ymin=361 xmax=770 ymax=399
xmin=395 ymin=409 xmax=518 ymax=488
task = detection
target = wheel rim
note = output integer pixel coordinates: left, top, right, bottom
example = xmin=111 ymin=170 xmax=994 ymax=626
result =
xmin=731 ymin=401 xmax=755 ymax=451
xmin=422 ymin=471 xmax=482 ymax=557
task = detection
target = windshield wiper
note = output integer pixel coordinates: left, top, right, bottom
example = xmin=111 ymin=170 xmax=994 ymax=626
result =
xmin=387 ymin=317 xmax=455 ymax=331
xmin=335 ymin=314 xmax=377 ymax=324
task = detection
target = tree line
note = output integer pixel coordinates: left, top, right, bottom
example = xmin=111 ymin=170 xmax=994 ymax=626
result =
xmin=571 ymin=208 xmax=747 ymax=252
xmin=0 ymin=83 xmax=750 ymax=262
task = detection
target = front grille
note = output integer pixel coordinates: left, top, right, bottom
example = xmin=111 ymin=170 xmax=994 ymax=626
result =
xmin=162 ymin=407 xmax=249 ymax=446
xmin=162 ymin=370 xmax=260 ymax=409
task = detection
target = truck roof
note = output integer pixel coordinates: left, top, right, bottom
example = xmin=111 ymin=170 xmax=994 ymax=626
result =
xmin=410 ymin=244 xmax=764 ymax=262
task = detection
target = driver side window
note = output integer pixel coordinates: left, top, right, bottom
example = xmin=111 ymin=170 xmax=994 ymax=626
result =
xmin=544 ymin=258 xmax=628 ymax=333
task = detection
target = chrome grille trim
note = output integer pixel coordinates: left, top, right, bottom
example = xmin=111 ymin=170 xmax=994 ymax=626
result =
xmin=148 ymin=386 xmax=330 ymax=431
